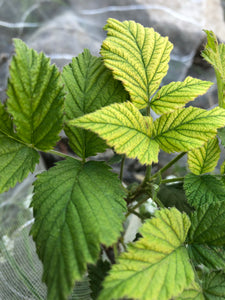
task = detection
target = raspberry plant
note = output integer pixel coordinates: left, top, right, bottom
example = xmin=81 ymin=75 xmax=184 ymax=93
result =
xmin=1 ymin=19 xmax=225 ymax=300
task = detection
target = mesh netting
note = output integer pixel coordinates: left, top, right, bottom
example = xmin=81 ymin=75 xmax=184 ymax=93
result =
xmin=0 ymin=165 xmax=91 ymax=300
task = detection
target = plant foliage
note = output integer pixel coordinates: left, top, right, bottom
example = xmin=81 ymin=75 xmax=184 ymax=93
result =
xmin=1 ymin=18 xmax=225 ymax=300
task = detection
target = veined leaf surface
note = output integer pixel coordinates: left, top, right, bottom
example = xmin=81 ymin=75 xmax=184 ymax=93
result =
xmin=7 ymin=39 xmax=64 ymax=150
xmin=150 ymin=76 xmax=213 ymax=114
xmin=99 ymin=208 xmax=194 ymax=300
xmin=154 ymin=106 xmax=225 ymax=153
xmin=202 ymin=30 xmax=225 ymax=108
xmin=70 ymin=101 xmax=160 ymax=165
xmin=188 ymin=244 xmax=225 ymax=270
xmin=202 ymin=271 xmax=225 ymax=299
xmin=101 ymin=18 xmax=173 ymax=109
xmin=184 ymin=173 xmax=225 ymax=207
xmin=188 ymin=200 xmax=225 ymax=246
xmin=30 ymin=158 xmax=126 ymax=300
xmin=187 ymin=201 xmax=225 ymax=271
xmin=62 ymin=49 xmax=127 ymax=158
xmin=175 ymin=281 xmax=204 ymax=300
xmin=0 ymin=103 xmax=39 ymax=193
xmin=187 ymin=138 xmax=220 ymax=175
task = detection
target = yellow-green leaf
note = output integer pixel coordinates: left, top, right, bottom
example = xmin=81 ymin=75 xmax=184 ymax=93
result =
xmin=101 ymin=18 xmax=173 ymax=109
xmin=175 ymin=281 xmax=204 ymax=300
xmin=70 ymin=102 xmax=160 ymax=165
xmin=187 ymin=138 xmax=220 ymax=175
xmin=99 ymin=208 xmax=194 ymax=300
xmin=154 ymin=106 xmax=225 ymax=153
xmin=202 ymin=30 xmax=225 ymax=108
xmin=150 ymin=76 xmax=213 ymax=114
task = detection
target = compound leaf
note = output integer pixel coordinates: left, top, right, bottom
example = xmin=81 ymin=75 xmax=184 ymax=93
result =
xmin=188 ymin=200 xmax=225 ymax=246
xmin=7 ymin=39 xmax=64 ymax=150
xmin=151 ymin=76 xmax=213 ymax=114
xmin=62 ymin=49 xmax=127 ymax=158
xmin=184 ymin=173 xmax=225 ymax=207
xmin=30 ymin=158 xmax=126 ymax=300
xmin=99 ymin=208 xmax=194 ymax=300
xmin=202 ymin=271 xmax=225 ymax=299
xmin=70 ymin=101 xmax=160 ymax=165
xmin=187 ymin=138 xmax=220 ymax=175
xmin=101 ymin=18 xmax=173 ymax=109
xmin=154 ymin=106 xmax=225 ymax=153
xmin=0 ymin=103 xmax=39 ymax=193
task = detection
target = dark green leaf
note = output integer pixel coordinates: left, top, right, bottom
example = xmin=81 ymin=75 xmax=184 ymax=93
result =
xmin=203 ymin=271 xmax=225 ymax=299
xmin=184 ymin=173 xmax=225 ymax=208
xmin=7 ymin=39 xmax=64 ymax=150
xmin=188 ymin=201 xmax=225 ymax=246
xmin=88 ymin=259 xmax=111 ymax=300
xmin=157 ymin=183 xmax=193 ymax=214
xmin=188 ymin=244 xmax=225 ymax=270
xmin=30 ymin=158 xmax=126 ymax=300
xmin=62 ymin=49 xmax=128 ymax=158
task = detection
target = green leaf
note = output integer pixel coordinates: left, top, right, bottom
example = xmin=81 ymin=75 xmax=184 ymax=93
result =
xmin=101 ymin=18 xmax=173 ymax=109
xmin=202 ymin=30 xmax=225 ymax=108
xmin=202 ymin=271 xmax=225 ymax=299
xmin=154 ymin=106 xmax=225 ymax=153
xmin=0 ymin=103 xmax=39 ymax=193
xmin=7 ymin=39 xmax=64 ymax=150
xmin=150 ymin=76 xmax=213 ymax=114
xmin=187 ymin=138 xmax=220 ymax=175
xmin=30 ymin=158 xmax=126 ymax=300
xmin=184 ymin=173 xmax=225 ymax=207
xmin=188 ymin=200 xmax=225 ymax=246
xmin=175 ymin=281 xmax=204 ymax=300
xmin=99 ymin=208 xmax=194 ymax=300
xmin=88 ymin=259 xmax=111 ymax=300
xmin=70 ymin=101 xmax=160 ymax=165
xmin=62 ymin=49 xmax=128 ymax=158
xmin=218 ymin=126 xmax=225 ymax=147
xmin=188 ymin=244 xmax=225 ymax=270
xmin=157 ymin=183 xmax=193 ymax=214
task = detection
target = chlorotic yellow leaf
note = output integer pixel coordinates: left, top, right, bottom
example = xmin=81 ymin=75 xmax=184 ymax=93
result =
xmin=70 ymin=102 xmax=160 ymax=165
xmin=187 ymin=138 xmax=220 ymax=175
xmin=101 ymin=18 xmax=173 ymax=109
xmin=99 ymin=208 xmax=194 ymax=300
xmin=150 ymin=76 xmax=213 ymax=114
xmin=154 ymin=106 xmax=225 ymax=153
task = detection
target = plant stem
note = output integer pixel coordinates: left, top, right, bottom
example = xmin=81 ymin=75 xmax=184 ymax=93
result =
xmin=119 ymin=154 xmax=126 ymax=181
xmin=143 ymin=165 xmax=152 ymax=184
xmin=215 ymin=70 xmax=225 ymax=108
xmin=152 ymin=152 xmax=186 ymax=179
xmin=48 ymin=149 xmax=77 ymax=160
xmin=161 ymin=177 xmax=184 ymax=184
xmin=127 ymin=208 xmax=143 ymax=219
xmin=125 ymin=195 xmax=150 ymax=217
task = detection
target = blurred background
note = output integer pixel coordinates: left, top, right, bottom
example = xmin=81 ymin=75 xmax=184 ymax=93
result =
xmin=1 ymin=1 xmax=225 ymax=299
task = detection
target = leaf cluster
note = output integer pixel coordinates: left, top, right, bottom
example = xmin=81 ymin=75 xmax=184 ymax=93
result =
xmin=1 ymin=19 xmax=225 ymax=300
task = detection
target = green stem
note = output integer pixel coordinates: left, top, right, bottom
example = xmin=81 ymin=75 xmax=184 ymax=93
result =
xmin=215 ymin=70 xmax=225 ymax=108
xmin=154 ymin=197 xmax=164 ymax=208
xmin=119 ymin=155 xmax=126 ymax=181
xmin=152 ymin=152 xmax=186 ymax=180
xmin=125 ymin=195 xmax=150 ymax=217
xmin=161 ymin=177 xmax=184 ymax=184
xmin=48 ymin=149 xmax=77 ymax=160
xmin=127 ymin=208 xmax=143 ymax=219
